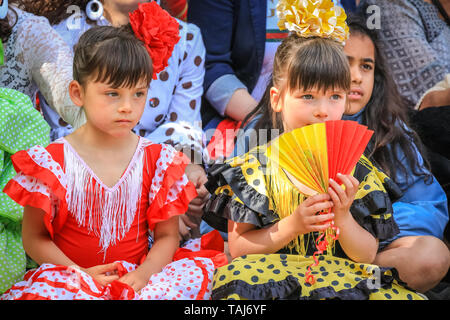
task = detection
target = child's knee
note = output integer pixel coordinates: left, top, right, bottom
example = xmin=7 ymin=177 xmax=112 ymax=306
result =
xmin=414 ymin=236 xmax=450 ymax=279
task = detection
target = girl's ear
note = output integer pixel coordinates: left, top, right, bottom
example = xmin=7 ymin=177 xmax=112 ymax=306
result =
xmin=270 ymin=86 xmax=283 ymax=112
xmin=68 ymin=80 xmax=84 ymax=107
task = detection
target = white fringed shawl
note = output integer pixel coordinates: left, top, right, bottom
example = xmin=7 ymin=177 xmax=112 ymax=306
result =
xmin=63 ymin=139 xmax=145 ymax=259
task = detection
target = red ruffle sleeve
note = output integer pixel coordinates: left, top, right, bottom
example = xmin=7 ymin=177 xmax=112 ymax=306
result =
xmin=145 ymin=144 xmax=197 ymax=230
xmin=3 ymin=144 xmax=67 ymax=238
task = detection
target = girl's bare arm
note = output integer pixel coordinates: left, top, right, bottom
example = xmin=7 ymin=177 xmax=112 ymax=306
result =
xmin=227 ymin=193 xmax=334 ymax=259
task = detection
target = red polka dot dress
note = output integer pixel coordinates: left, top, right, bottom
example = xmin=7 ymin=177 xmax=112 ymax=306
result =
xmin=1 ymin=137 xmax=227 ymax=300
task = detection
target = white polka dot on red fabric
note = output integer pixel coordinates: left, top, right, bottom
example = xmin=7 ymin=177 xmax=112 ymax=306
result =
xmin=2 ymin=244 xmax=217 ymax=300
xmin=27 ymin=145 xmax=66 ymax=188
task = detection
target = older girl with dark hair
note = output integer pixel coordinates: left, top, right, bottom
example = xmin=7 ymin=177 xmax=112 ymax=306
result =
xmin=343 ymin=13 xmax=449 ymax=293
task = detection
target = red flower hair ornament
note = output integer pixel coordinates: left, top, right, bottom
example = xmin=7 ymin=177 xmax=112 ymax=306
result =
xmin=129 ymin=2 xmax=181 ymax=80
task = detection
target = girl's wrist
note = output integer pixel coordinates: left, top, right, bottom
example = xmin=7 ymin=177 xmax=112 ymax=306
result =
xmin=135 ymin=267 xmax=152 ymax=284
xmin=333 ymin=210 xmax=353 ymax=227
xmin=135 ymin=263 xmax=152 ymax=279
xmin=73 ymin=265 xmax=87 ymax=273
xmin=288 ymin=210 xmax=307 ymax=237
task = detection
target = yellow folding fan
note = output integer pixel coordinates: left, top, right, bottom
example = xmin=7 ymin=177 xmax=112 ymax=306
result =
xmin=267 ymin=120 xmax=373 ymax=284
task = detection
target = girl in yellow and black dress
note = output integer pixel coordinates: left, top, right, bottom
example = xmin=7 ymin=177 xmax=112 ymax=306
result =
xmin=202 ymin=0 xmax=425 ymax=300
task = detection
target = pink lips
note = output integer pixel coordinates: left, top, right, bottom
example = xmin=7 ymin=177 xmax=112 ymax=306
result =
xmin=116 ymin=119 xmax=132 ymax=125
xmin=348 ymin=87 xmax=363 ymax=100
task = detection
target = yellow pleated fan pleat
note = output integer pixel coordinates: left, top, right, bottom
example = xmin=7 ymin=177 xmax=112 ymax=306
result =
xmin=267 ymin=123 xmax=329 ymax=194
xmin=266 ymin=123 xmax=340 ymax=256
xmin=265 ymin=158 xmax=337 ymax=256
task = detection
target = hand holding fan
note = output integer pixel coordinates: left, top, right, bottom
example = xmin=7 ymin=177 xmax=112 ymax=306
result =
xmin=267 ymin=120 xmax=373 ymax=284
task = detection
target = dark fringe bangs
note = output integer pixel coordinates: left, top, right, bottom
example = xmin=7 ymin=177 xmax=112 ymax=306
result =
xmin=90 ymin=38 xmax=153 ymax=88
xmin=287 ymin=38 xmax=351 ymax=93
xmin=73 ymin=26 xmax=153 ymax=88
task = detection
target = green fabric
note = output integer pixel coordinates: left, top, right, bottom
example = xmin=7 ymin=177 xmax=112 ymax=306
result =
xmin=0 ymin=88 xmax=50 ymax=155
xmin=0 ymin=217 xmax=26 ymax=293
xmin=0 ymin=88 xmax=50 ymax=294
xmin=0 ymin=157 xmax=23 ymax=224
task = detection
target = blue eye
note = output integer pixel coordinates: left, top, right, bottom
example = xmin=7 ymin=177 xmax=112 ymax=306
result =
xmin=331 ymin=94 xmax=342 ymax=100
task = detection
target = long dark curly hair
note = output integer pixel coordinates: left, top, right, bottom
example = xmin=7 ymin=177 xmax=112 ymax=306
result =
xmin=13 ymin=0 xmax=90 ymax=25
xmin=0 ymin=1 xmax=91 ymax=42
xmin=346 ymin=12 xmax=432 ymax=186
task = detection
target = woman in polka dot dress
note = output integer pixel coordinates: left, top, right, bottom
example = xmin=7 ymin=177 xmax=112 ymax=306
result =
xmin=1 ymin=25 xmax=226 ymax=300
xmin=202 ymin=1 xmax=425 ymax=300
xmin=0 ymin=88 xmax=50 ymax=294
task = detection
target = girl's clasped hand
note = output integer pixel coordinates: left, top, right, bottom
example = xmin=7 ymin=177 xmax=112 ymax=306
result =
xmin=293 ymin=172 xmax=360 ymax=234
xmin=328 ymin=173 xmax=360 ymax=224
xmin=79 ymin=263 xmax=120 ymax=287
xmin=81 ymin=262 xmax=151 ymax=293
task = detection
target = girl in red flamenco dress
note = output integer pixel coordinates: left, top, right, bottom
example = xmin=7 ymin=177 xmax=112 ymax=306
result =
xmin=1 ymin=20 xmax=226 ymax=300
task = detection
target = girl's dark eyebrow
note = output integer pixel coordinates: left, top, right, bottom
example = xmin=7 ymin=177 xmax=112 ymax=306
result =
xmin=362 ymin=58 xmax=375 ymax=64
xmin=346 ymin=55 xmax=375 ymax=64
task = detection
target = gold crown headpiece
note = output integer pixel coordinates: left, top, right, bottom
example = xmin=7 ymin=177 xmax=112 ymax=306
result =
xmin=277 ymin=0 xmax=349 ymax=44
